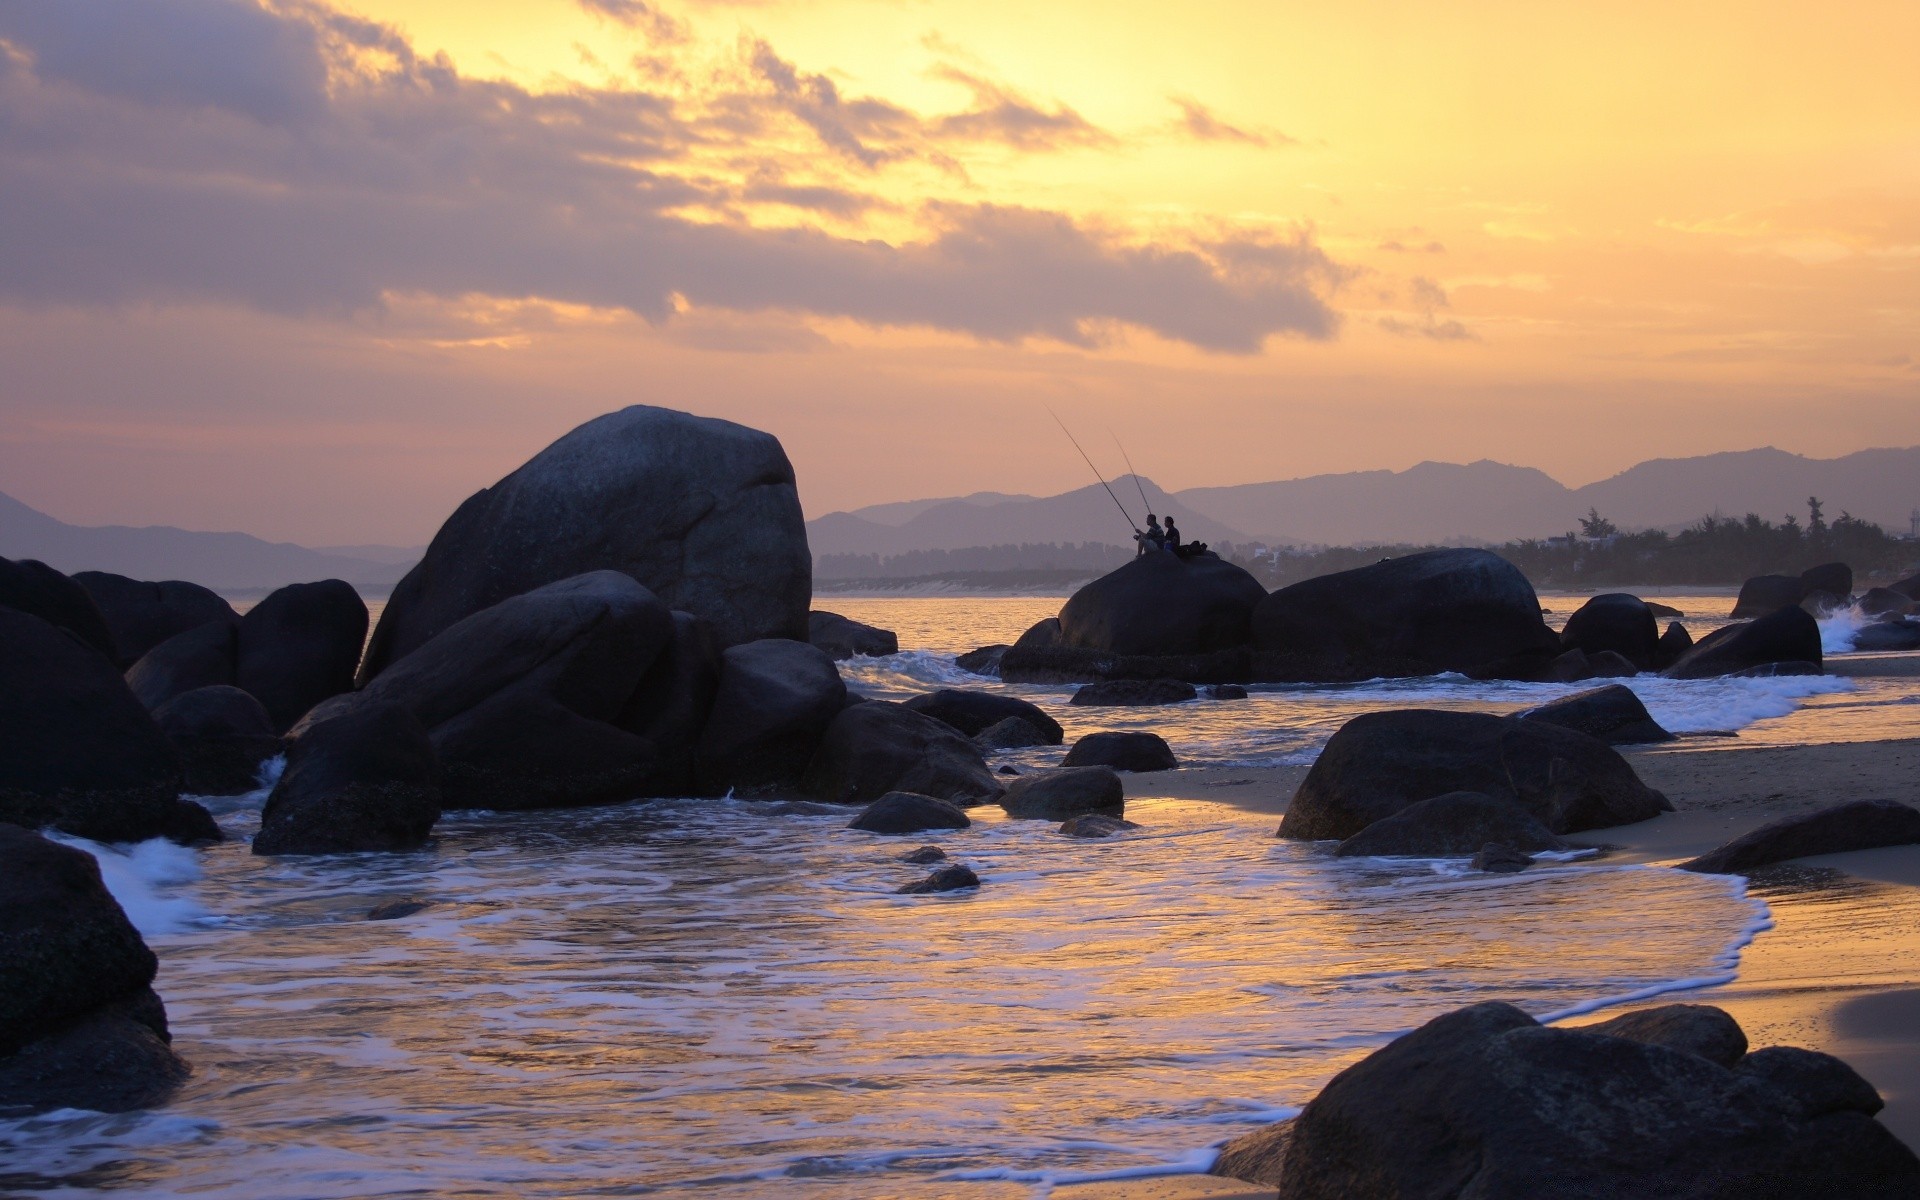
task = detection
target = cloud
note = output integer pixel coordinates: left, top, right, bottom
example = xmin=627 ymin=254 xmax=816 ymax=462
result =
xmin=1378 ymin=276 xmax=1474 ymax=341
xmin=577 ymin=0 xmax=688 ymax=43
xmin=1169 ymin=97 xmax=1290 ymax=148
xmin=0 ymin=0 xmax=1344 ymax=353
xmin=929 ymin=66 xmax=1112 ymax=151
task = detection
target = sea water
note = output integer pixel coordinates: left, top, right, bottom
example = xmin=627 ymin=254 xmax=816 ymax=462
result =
xmin=3 ymin=592 xmax=1908 ymax=1198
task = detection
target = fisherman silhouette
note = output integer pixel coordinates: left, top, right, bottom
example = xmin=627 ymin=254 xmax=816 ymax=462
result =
xmin=1162 ymin=517 xmax=1181 ymax=555
xmin=1137 ymin=514 xmax=1164 ymax=556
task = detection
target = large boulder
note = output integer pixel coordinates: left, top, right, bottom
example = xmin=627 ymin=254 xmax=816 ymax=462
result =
xmin=807 ymin=610 xmax=898 ymax=660
xmin=153 ymin=686 xmax=284 ymax=795
xmin=0 ymin=825 xmax=190 ymax=1113
xmin=1581 ymin=1004 xmax=1748 ymax=1067
xmin=1252 ymin=548 xmax=1559 ymax=679
xmin=0 ymin=558 xmax=115 ymax=660
xmin=360 ymin=406 xmax=809 ymax=681
xmin=72 ymin=571 xmax=237 ymax=667
xmin=0 ymin=608 xmax=216 ymax=844
xmin=1560 ymin=593 xmax=1659 ymax=669
xmin=1853 ymin=621 xmax=1920 ymax=652
xmin=614 ymin=610 xmax=722 ymax=797
xmin=1891 ymin=571 xmax=1920 ymax=602
xmin=235 ymin=580 xmax=368 ymax=733
xmin=1240 ymin=1001 xmax=1920 ymax=1199
xmin=847 ymin=791 xmax=971 ymax=835
xmin=1520 ymin=684 xmax=1675 ymax=745
xmin=1732 ymin=573 xmax=1807 ymax=618
xmin=803 ymin=702 xmax=1003 ymax=807
xmin=1653 ymin=620 xmax=1694 ymax=670
xmin=1333 ymin=791 xmax=1569 ymax=857
xmin=1278 ymin=709 xmax=1670 ymax=842
xmin=1013 ymin=617 xmax=1061 ymax=650
xmin=124 ymin=620 xmax=237 ymax=710
xmin=352 ymin=571 xmax=675 ymax=809
xmin=1801 ymin=561 xmax=1853 ymax=599
xmin=1062 ymin=731 xmax=1178 ymax=772
xmin=1679 ymin=799 xmax=1920 ymax=875
xmin=1054 ymin=553 xmax=1268 ymax=656
xmin=1666 ymin=606 xmax=1823 ymax=679
xmin=254 ymin=700 xmax=441 ymax=855
xmin=1858 ymin=588 xmax=1914 ymax=618
xmin=694 ymin=639 xmax=846 ymax=795
xmin=1000 ymin=767 xmax=1124 ymax=820
xmin=902 ymin=689 xmax=1063 ymax=743
xmin=955 ymin=644 xmax=1009 ymax=675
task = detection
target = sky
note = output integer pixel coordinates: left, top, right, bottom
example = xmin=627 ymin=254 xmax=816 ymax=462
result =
xmin=1 ymin=0 xmax=1916 ymax=546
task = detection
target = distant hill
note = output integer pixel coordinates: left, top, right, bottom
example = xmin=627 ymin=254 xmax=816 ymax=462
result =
xmin=0 ymin=491 xmax=418 ymax=594
xmin=1570 ymin=447 xmax=1920 ymax=536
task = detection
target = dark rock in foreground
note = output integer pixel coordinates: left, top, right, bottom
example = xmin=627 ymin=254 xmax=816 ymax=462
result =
xmin=848 ymin=791 xmax=971 ymax=835
xmin=0 ymin=557 xmax=116 ymax=661
xmin=361 ymin=405 xmax=809 ymax=681
xmin=1070 ymin=678 xmax=1196 ymax=707
xmin=1206 ymin=683 xmax=1248 ymax=700
xmin=1334 ymin=791 xmax=1570 ymax=858
xmin=1062 ymin=731 xmax=1177 ymax=773
xmin=1215 ymin=1000 xmax=1920 ymax=1198
xmin=254 ymin=700 xmax=441 ymax=856
xmin=973 ymin=716 xmax=1051 ymax=750
xmin=1679 ymin=799 xmax=1920 ymax=875
xmin=236 ymin=580 xmax=368 ymax=733
xmin=1560 ymin=593 xmax=1659 ymax=669
xmin=1280 ymin=709 xmax=1670 ymax=842
xmin=154 ymin=685 xmax=284 ymax=796
xmin=1581 ymin=1003 xmax=1748 ymax=1067
xmin=124 ymin=620 xmax=237 ymax=711
xmin=1853 ymin=621 xmax=1920 ymax=652
xmin=73 ymin=571 xmax=237 ymax=667
xmin=1056 ymin=553 xmax=1268 ymax=656
xmin=807 ymin=610 xmax=898 ymax=660
xmin=954 ymin=644 xmax=1009 ymax=675
xmin=1859 ymin=587 xmax=1914 ymax=618
xmin=695 ymin=638 xmax=845 ymax=795
xmin=804 ymin=701 xmax=1003 ymax=808
xmin=1666 ymin=605 xmax=1823 ymax=679
xmin=1001 ymin=767 xmax=1124 ymax=820
xmin=1654 ymin=620 xmax=1694 ymax=669
xmin=904 ymin=689 xmax=1062 ymax=743
xmin=1059 ymin=813 xmax=1140 ymax=838
xmin=896 ymin=863 xmax=979 ymax=894
xmin=0 ymin=825 xmax=190 ymax=1114
xmin=1521 ymin=684 xmax=1674 ymax=745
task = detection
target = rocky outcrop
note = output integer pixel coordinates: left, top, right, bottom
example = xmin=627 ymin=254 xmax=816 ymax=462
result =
xmin=1061 ymin=731 xmax=1178 ymax=772
xmin=0 ymin=608 xmax=216 ymax=845
xmin=803 ymin=701 xmax=1003 ymax=807
xmin=1055 ymin=553 xmax=1268 ymax=656
xmin=1679 ymin=799 xmax=1920 ymax=875
xmin=0 ymin=557 xmax=116 ymax=660
xmin=903 ymin=689 xmax=1063 ymax=743
xmin=1000 ymin=767 xmax=1124 ymax=820
xmin=1279 ymin=709 xmax=1670 ymax=842
xmin=153 ymin=686 xmax=283 ymax=795
xmin=695 ymin=639 xmax=846 ymax=795
xmin=72 ymin=571 xmax=237 ymax=667
xmin=1732 ymin=573 xmax=1807 ymax=618
xmin=361 ymin=406 xmax=809 ymax=681
xmin=1070 ymin=679 xmax=1196 ymax=706
xmin=807 ymin=611 xmax=898 ymax=660
xmin=0 ymin=825 xmax=190 ymax=1113
xmin=1666 ymin=606 xmax=1823 ymax=679
xmin=124 ymin=620 xmax=237 ymax=710
xmin=1559 ymin=593 xmax=1659 ymax=669
xmin=847 ymin=791 xmax=971 ymax=835
xmin=1214 ymin=1000 xmax=1920 ymax=1199
xmin=897 ymin=863 xmax=979 ymax=894
xmin=1253 ymin=548 xmax=1560 ymax=680
xmin=1520 ymin=684 xmax=1675 ymax=745
xmin=1333 ymin=791 xmax=1570 ymax=858
xmin=253 ymin=700 xmax=441 ymax=856
xmin=235 ymin=580 xmax=368 ymax=733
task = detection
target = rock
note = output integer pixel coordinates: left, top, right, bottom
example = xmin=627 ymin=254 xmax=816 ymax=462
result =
xmin=0 ymin=558 xmax=115 ymax=660
xmin=1210 ymin=1120 xmax=1294 ymax=1187
xmin=1547 ymin=648 xmax=1594 ymax=683
xmin=153 ymin=685 xmax=283 ymax=795
xmin=803 ymin=701 xmax=1003 ymax=807
xmin=1732 ymin=573 xmax=1808 ymax=618
xmin=848 ymin=791 xmax=971 ymax=835
xmin=807 ymin=610 xmax=898 ymax=660
xmin=954 ymin=644 xmax=1009 ymax=675
xmin=1666 ymin=605 xmax=1823 ymax=679
xmin=1801 ymin=589 xmax=1848 ymax=616
xmin=695 ymin=638 xmax=846 ymax=795
xmin=1679 ymin=799 xmax=1920 ymax=875
xmin=1561 ymin=593 xmax=1660 ymax=669
xmin=1579 ymin=1004 xmax=1749 ymax=1068
xmin=1262 ymin=1000 xmax=1920 ymax=1199
xmin=72 ymin=571 xmax=237 ymax=667
xmin=1587 ymin=649 xmax=1639 ymax=677
xmin=616 ymin=609 xmax=723 ymax=798
xmin=253 ymin=700 xmax=441 ymax=855
xmin=1054 ymin=553 xmax=1268 ymax=656
xmin=1252 ymin=548 xmax=1560 ymax=680
xmin=1653 ymin=620 xmax=1694 ymax=669
xmin=1206 ymin=683 xmax=1248 ymax=700
xmin=903 ymin=689 xmax=1063 ymax=743
xmin=0 ymin=825 xmax=189 ymax=1113
xmin=0 ymin=608 xmax=216 ymax=845
xmin=366 ymin=898 xmax=431 ymax=921
xmin=1801 ymin=561 xmax=1853 ymax=599
xmin=352 ymin=571 xmax=675 ymax=809
xmin=1000 ymin=767 xmax=1124 ymax=820
xmin=124 ymin=620 xmax=237 ymax=710
xmin=1859 ymin=587 xmax=1914 ymax=618
xmin=758 ymin=800 xmax=846 ymax=816
xmin=1059 ymin=813 xmax=1140 ymax=838
xmin=1334 ymin=791 xmax=1569 ymax=857
xmin=974 ymin=716 xmax=1052 ymax=750
xmin=1280 ymin=709 xmax=1670 ymax=842
xmin=1470 ymin=842 xmax=1533 ymax=872
xmin=900 ymin=845 xmax=947 ymax=864
xmin=1061 ymin=731 xmax=1178 ymax=772
xmin=1853 ymin=621 xmax=1920 ymax=652
xmin=235 ymin=580 xmax=368 ymax=733
xmin=1521 ymin=684 xmax=1675 ymax=745
xmin=361 ymin=406 xmax=808 ymax=681
xmin=1069 ymin=678 xmax=1197 ymax=706
xmin=1737 ymin=1046 xmax=1884 ymax=1121
xmin=1644 ymin=600 xmax=1684 ymax=620
xmin=1891 ymin=571 xmax=1920 ymax=602
xmin=896 ymin=863 xmax=979 ymax=894
xmin=997 ymin=766 xmax=1018 ymax=776
xmin=1013 ymin=617 xmax=1061 ymax=650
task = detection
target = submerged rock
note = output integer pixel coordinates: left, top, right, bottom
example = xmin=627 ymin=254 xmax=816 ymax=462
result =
xmin=1069 ymin=678 xmax=1196 ymax=707
xmin=1058 ymin=813 xmax=1140 ymax=838
xmin=235 ymin=580 xmax=368 ymax=733
xmin=1521 ymin=684 xmax=1674 ymax=745
xmin=1061 ymin=731 xmax=1178 ymax=773
xmin=807 ymin=610 xmax=898 ymax=660
xmin=1469 ymin=842 xmax=1533 ymax=873
xmin=1679 ymin=799 xmax=1920 ymax=875
xmin=1666 ymin=605 xmax=1823 ymax=679
xmin=366 ymin=898 xmax=432 ymax=921
xmin=848 ymin=791 xmax=971 ymax=835
xmin=72 ymin=571 xmax=237 ymax=667
xmin=896 ymin=863 xmax=979 ymax=894
xmin=1000 ymin=767 xmax=1124 ymax=821
xmin=1333 ymin=791 xmax=1569 ymax=858
xmin=900 ymin=845 xmax=947 ymax=864
xmin=254 ymin=700 xmax=441 ymax=856
xmin=803 ymin=701 xmax=1003 ymax=808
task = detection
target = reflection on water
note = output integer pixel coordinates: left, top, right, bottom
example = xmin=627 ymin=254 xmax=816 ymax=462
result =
xmin=3 ymin=798 xmax=1765 ymax=1199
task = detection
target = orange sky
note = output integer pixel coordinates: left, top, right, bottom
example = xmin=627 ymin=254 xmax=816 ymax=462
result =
xmin=0 ymin=0 xmax=1916 ymax=544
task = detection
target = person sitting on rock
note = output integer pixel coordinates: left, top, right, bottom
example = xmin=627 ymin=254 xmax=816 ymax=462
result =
xmin=1162 ymin=516 xmax=1181 ymax=555
xmin=1136 ymin=514 xmax=1164 ymax=556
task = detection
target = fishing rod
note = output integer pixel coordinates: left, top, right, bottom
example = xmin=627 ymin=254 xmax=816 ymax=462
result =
xmin=1046 ymin=407 xmax=1139 ymax=534
xmin=1110 ymin=430 xmax=1152 ymax=518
